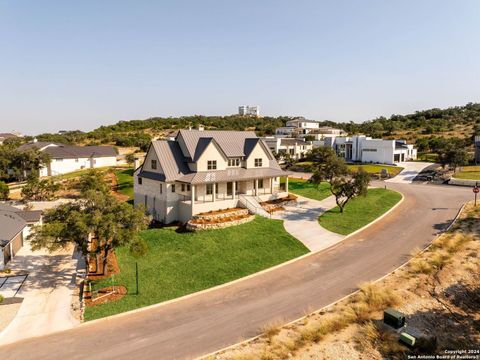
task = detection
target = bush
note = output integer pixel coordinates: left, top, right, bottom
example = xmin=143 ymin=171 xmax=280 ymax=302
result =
xmin=356 ymin=283 xmax=400 ymax=312
xmin=409 ymin=258 xmax=434 ymax=275
xmin=21 ymin=176 xmax=60 ymax=201
xmin=0 ymin=294 xmax=3 ymax=303
xmin=0 ymin=180 xmax=8 ymax=200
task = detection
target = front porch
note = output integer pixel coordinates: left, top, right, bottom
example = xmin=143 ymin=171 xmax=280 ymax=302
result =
xmin=178 ymin=177 xmax=289 ymax=221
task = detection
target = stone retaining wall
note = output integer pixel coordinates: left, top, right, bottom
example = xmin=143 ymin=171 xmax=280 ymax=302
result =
xmin=194 ymin=208 xmax=249 ymax=221
xmin=186 ymin=214 xmax=255 ymax=231
xmin=449 ymin=178 xmax=478 ymax=187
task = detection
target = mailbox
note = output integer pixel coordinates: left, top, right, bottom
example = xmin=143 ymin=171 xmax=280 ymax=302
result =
xmin=399 ymin=332 xmax=416 ymax=347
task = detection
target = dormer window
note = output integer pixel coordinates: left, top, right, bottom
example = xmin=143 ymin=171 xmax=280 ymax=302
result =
xmin=228 ymin=158 xmax=240 ymax=167
xmin=151 ymin=159 xmax=157 ymax=170
xmin=254 ymin=158 xmax=263 ymax=167
xmin=207 ymin=160 xmax=217 ymax=170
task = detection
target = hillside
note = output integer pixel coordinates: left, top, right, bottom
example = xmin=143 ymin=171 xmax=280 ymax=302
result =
xmin=19 ymin=103 xmax=480 ymax=151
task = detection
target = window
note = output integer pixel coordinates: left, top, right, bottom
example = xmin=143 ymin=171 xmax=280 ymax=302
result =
xmin=75 ymin=158 xmax=79 ymax=163
xmin=160 ymin=183 xmax=162 ymax=194
xmin=207 ymin=160 xmax=217 ymax=170
xmin=363 ymin=149 xmax=377 ymax=152
xmin=228 ymin=158 xmax=240 ymax=167
xmin=171 ymin=184 xmax=175 ymax=193
xmin=138 ymin=177 xmax=143 ymax=185
xmin=151 ymin=159 xmax=157 ymax=169
xmin=258 ymin=179 xmax=264 ymax=188
xmin=206 ymin=184 xmax=213 ymax=195
xmin=56 ymin=158 xmax=63 ymax=162
xmin=254 ymin=158 xmax=263 ymax=167
xmin=187 ymin=184 xmax=191 ymax=191
xmin=181 ymin=184 xmax=185 ymax=192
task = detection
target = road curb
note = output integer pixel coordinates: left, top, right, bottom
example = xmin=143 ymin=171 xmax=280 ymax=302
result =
xmin=75 ymin=190 xmax=405 ymax=329
xmin=199 ymin=200 xmax=468 ymax=360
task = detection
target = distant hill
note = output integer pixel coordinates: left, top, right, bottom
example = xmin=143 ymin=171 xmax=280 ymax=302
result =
xmin=27 ymin=103 xmax=480 ymax=151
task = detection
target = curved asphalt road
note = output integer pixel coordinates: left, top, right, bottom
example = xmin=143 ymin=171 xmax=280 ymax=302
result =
xmin=2 ymin=183 xmax=472 ymax=360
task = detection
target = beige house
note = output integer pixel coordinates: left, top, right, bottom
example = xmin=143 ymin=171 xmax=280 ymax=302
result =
xmin=134 ymin=130 xmax=290 ymax=223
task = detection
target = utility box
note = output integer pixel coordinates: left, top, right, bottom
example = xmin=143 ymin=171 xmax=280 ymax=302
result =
xmin=383 ymin=308 xmax=406 ymax=329
xmin=399 ymin=332 xmax=416 ymax=347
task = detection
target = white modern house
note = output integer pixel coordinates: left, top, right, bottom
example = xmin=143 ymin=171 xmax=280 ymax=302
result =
xmin=18 ymin=140 xmax=117 ymax=177
xmin=134 ymin=129 xmax=290 ymax=224
xmin=327 ymin=135 xmax=417 ymax=164
xmin=238 ymin=105 xmax=260 ymax=117
xmin=275 ymin=117 xmax=320 ymax=136
xmin=263 ymin=137 xmax=313 ymax=160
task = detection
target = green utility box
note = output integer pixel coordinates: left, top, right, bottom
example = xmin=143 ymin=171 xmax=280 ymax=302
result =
xmin=383 ymin=308 xmax=406 ymax=329
xmin=399 ymin=332 xmax=416 ymax=347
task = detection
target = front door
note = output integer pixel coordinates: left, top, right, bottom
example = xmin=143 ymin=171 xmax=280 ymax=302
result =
xmin=227 ymin=182 xmax=233 ymax=196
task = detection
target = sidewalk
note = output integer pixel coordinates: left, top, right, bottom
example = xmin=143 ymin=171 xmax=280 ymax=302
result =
xmin=272 ymin=195 xmax=344 ymax=252
xmin=0 ymin=242 xmax=81 ymax=345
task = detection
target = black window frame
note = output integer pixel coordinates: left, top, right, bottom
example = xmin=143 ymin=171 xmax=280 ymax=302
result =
xmin=254 ymin=158 xmax=263 ymax=167
xmin=151 ymin=159 xmax=157 ymax=170
xmin=207 ymin=160 xmax=217 ymax=170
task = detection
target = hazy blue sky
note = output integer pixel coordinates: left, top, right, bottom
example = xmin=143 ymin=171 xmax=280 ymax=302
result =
xmin=1 ymin=1 xmax=480 ymax=135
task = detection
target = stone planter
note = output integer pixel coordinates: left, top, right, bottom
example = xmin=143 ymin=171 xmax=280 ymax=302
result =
xmin=186 ymin=214 xmax=255 ymax=231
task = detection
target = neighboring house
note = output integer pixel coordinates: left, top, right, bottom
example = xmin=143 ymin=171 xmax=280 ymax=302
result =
xmin=0 ymin=204 xmax=42 ymax=269
xmin=238 ymin=105 xmax=260 ymax=117
xmin=134 ymin=129 xmax=289 ymax=223
xmin=18 ymin=139 xmax=117 ymax=177
xmin=275 ymin=117 xmax=320 ymax=136
xmin=475 ymin=136 xmax=480 ymax=164
xmin=327 ymin=135 xmax=417 ymax=165
xmin=0 ymin=132 xmax=22 ymax=145
xmin=263 ymin=137 xmax=313 ymax=161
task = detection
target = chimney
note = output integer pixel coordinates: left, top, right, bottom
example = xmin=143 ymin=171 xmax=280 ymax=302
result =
xmin=198 ymin=125 xmax=204 ymax=131
xmin=33 ymin=137 xmax=38 ymax=143
xmin=134 ymin=157 xmax=142 ymax=169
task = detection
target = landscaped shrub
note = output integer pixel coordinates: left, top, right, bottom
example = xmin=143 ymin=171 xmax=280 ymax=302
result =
xmin=0 ymin=294 xmax=4 ymax=303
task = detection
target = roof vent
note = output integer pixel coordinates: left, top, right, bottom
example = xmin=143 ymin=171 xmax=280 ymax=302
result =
xmin=198 ymin=125 xmax=204 ymax=131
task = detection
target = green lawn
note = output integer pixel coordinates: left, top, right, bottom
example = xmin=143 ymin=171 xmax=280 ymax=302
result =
xmin=288 ymin=178 xmax=331 ymax=201
xmin=115 ymin=168 xmax=134 ymax=200
xmin=453 ymin=166 xmax=480 ymax=180
xmin=346 ymin=164 xmax=403 ymax=177
xmin=318 ymin=188 xmax=402 ymax=235
xmin=84 ymin=216 xmax=309 ymax=320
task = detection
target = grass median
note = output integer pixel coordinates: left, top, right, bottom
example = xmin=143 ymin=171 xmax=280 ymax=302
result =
xmin=84 ymin=216 xmax=309 ymax=320
xmin=318 ymin=188 xmax=402 ymax=235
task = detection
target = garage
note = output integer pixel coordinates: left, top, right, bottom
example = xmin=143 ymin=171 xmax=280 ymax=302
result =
xmin=0 ymin=210 xmax=26 ymax=270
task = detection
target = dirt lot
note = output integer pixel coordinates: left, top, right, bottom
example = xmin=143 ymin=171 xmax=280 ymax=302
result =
xmin=211 ymin=202 xmax=480 ymax=360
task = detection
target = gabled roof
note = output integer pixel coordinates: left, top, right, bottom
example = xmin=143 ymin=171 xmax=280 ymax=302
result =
xmin=139 ymin=140 xmax=190 ymax=182
xmin=0 ymin=210 xmax=26 ymax=247
xmin=177 ymin=129 xmax=258 ymax=159
xmin=0 ymin=204 xmax=42 ymax=224
xmin=18 ymin=142 xmax=117 ymax=159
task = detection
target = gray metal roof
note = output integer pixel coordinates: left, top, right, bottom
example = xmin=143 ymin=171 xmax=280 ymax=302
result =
xmin=150 ymin=141 xmax=191 ymax=182
xmin=18 ymin=142 xmax=117 ymax=159
xmin=177 ymin=129 xmax=258 ymax=159
xmin=0 ymin=204 xmax=42 ymax=224
xmin=0 ymin=210 xmax=26 ymax=247
xmin=177 ymin=167 xmax=288 ymax=184
xmin=280 ymin=138 xmax=310 ymax=146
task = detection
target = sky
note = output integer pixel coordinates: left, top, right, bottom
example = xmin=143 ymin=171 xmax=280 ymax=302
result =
xmin=1 ymin=0 xmax=480 ymax=135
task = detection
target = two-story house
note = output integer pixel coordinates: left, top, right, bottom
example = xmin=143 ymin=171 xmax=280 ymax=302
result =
xmin=134 ymin=129 xmax=290 ymax=223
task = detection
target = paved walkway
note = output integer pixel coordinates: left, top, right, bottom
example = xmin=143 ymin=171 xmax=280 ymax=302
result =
xmin=0 ymin=242 xmax=81 ymax=345
xmin=386 ymin=162 xmax=433 ymax=184
xmin=272 ymin=195 xmax=344 ymax=252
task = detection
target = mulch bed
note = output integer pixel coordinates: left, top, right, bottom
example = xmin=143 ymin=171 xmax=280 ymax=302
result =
xmin=106 ymin=171 xmax=130 ymax=202
xmin=84 ymin=286 xmax=127 ymax=307
xmin=87 ymin=250 xmax=121 ymax=281
xmin=189 ymin=213 xmax=252 ymax=225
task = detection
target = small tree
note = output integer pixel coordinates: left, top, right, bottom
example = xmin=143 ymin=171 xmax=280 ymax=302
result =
xmin=0 ymin=181 xmax=9 ymax=200
xmin=78 ymin=169 xmax=109 ymax=194
xmin=309 ymin=148 xmax=371 ymax=213
xmin=126 ymin=153 xmax=135 ymax=165
xmin=437 ymin=140 xmax=470 ymax=171
xmin=21 ymin=176 xmax=60 ymax=201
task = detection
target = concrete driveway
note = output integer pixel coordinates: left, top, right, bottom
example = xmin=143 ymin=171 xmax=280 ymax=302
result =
xmin=0 ymin=183 xmax=471 ymax=360
xmin=0 ymin=242 xmax=81 ymax=345
xmin=272 ymin=195 xmax=344 ymax=252
xmin=386 ymin=162 xmax=433 ymax=184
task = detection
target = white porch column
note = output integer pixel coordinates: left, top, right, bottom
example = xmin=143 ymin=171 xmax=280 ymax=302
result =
xmin=254 ymin=179 xmax=258 ymax=196
xmin=213 ymin=183 xmax=216 ymax=202
xmin=191 ymin=185 xmax=195 ymax=215
xmin=270 ymin=177 xmax=274 ymax=194
xmin=285 ymin=176 xmax=289 ymax=193
xmin=233 ymin=181 xmax=236 ymax=199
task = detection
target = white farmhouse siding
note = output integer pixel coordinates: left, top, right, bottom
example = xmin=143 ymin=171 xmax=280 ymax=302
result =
xmin=134 ymin=130 xmax=289 ymax=224
xmin=18 ymin=141 xmax=117 ymax=177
